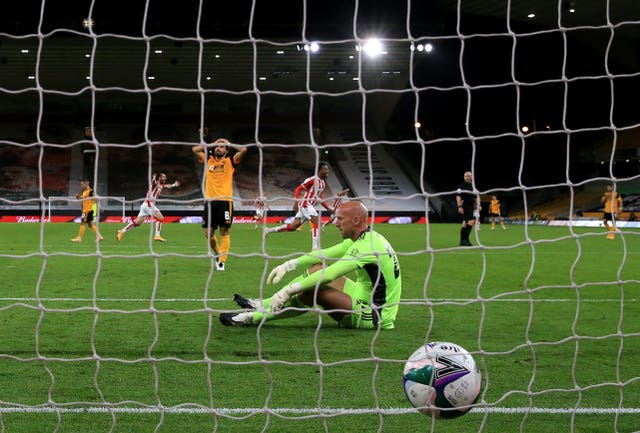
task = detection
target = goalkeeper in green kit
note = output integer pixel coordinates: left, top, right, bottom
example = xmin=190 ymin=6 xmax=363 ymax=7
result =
xmin=220 ymin=201 xmax=402 ymax=329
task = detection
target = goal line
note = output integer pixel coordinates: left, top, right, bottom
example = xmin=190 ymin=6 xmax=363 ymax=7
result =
xmin=0 ymin=406 xmax=637 ymax=416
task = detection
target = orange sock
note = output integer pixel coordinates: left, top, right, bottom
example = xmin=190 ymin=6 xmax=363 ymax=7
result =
xmin=220 ymin=234 xmax=230 ymax=262
xmin=210 ymin=235 xmax=219 ymax=255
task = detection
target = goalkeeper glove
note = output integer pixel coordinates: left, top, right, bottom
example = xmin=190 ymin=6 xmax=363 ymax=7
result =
xmin=269 ymin=283 xmax=301 ymax=313
xmin=267 ymin=259 xmax=298 ymax=285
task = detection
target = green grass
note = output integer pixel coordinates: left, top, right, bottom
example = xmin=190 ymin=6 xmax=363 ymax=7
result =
xmin=0 ymin=221 xmax=639 ymax=432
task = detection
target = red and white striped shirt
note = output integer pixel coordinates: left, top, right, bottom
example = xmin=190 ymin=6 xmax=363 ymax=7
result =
xmin=328 ymin=195 xmax=344 ymax=213
xmin=145 ymin=180 xmax=166 ymax=206
xmin=295 ymin=176 xmax=326 ymax=208
xmin=254 ymin=195 xmax=266 ymax=210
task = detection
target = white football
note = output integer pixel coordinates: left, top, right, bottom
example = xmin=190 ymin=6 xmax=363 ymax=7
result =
xmin=402 ymin=341 xmax=482 ymax=419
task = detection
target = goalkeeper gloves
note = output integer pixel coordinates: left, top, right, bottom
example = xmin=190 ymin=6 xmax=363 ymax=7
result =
xmin=269 ymin=283 xmax=301 ymax=313
xmin=267 ymin=259 xmax=298 ymax=285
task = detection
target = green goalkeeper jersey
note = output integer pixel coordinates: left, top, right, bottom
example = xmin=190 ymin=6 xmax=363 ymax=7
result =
xmin=295 ymin=228 xmax=402 ymax=329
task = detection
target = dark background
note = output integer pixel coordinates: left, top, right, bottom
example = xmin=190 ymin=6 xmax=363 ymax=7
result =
xmin=1 ymin=0 xmax=638 ymax=209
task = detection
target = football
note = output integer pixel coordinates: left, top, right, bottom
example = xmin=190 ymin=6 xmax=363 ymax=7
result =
xmin=402 ymin=341 xmax=482 ymax=419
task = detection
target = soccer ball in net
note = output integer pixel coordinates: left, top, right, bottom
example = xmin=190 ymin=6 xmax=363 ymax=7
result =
xmin=402 ymin=341 xmax=482 ymax=419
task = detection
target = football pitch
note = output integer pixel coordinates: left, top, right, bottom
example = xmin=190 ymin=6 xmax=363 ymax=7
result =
xmin=0 ymin=221 xmax=638 ymax=433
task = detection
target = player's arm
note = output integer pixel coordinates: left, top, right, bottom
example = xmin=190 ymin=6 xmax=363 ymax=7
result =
xmin=320 ymin=196 xmax=333 ymax=212
xmin=294 ymin=258 xmax=360 ymax=292
xmin=192 ymin=145 xmax=206 ymax=163
xmin=230 ymin=143 xmax=248 ymax=164
xmin=267 ymin=239 xmax=353 ymax=285
xmin=456 ymin=191 xmax=463 ymax=212
xmin=267 ymin=240 xmax=359 ymax=312
xmin=293 ymin=184 xmax=305 ymax=211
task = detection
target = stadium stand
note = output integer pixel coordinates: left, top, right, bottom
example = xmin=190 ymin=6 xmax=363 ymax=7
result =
xmin=326 ymin=127 xmax=428 ymax=212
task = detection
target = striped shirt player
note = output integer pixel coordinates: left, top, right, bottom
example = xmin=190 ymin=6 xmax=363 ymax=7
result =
xmin=322 ymin=188 xmax=350 ymax=229
xmin=192 ymin=137 xmax=247 ymax=270
xmin=221 ymin=201 xmax=402 ymax=329
xmin=264 ymin=162 xmax=334 ymax=250
xmin=253 ymin=195 xmax=270 ymax=229
xmin=117 ymin=172 xmax=180 ymax=242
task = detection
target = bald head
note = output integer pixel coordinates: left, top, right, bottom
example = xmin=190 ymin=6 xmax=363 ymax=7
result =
xmin=334 ymin=201 xmax=369 ymax=240
xmin=341 ymin=201 xmax=367 ymax=219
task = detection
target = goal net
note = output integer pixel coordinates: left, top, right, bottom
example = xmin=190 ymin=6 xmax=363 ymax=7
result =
xmin=0 ymin=0 xmax=639 ymax=431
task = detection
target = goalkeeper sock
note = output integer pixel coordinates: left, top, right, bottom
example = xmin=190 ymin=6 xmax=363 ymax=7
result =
xmin=252 ymin=294 xmax=308 ymax=324
xmin=220 ymin=234 xmax=230 ymax=262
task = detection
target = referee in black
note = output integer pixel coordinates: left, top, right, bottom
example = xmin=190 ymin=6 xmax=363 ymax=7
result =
xmin=456 ymin=171 xmax=477 ymax=246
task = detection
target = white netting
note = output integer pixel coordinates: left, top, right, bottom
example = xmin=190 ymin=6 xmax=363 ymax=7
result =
xmin=0 ymin=0 xmax=639 ymax=431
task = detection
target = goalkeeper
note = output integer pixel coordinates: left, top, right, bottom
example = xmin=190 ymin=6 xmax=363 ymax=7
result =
xmin=220 ymin=201 xmax=402 ymax=329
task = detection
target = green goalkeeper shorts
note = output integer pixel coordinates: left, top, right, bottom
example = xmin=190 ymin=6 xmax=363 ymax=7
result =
xmin=339 ymin=279 xmax=392 ymax=330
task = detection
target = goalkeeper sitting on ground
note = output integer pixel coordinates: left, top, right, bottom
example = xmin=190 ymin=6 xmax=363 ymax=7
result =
xmin=220 ymin=201 xmax=402 ymax=330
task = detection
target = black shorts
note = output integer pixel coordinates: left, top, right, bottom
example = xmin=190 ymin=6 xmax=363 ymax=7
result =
xmin=460 ymin=206 xmax=474 ymax=222
xmin=202 ymin=200 xmax=233 ymax=230
xmin=603 ymin=212 xmax=614 ymax=221
xmin=81 ymin=210 xmax=95 ymax=224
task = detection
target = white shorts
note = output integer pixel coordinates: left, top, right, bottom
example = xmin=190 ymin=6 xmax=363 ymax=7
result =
xmin=295 ymin=205 xmax=318 ymax=224
xmin=255 ymin=209 xmax=264 ymax=218
xmin=137 ymin=201 xmax=159 ymax=218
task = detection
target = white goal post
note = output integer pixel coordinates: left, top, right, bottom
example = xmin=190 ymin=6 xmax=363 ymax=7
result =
xmin=47 ymin=196 xmax=126 ymax=221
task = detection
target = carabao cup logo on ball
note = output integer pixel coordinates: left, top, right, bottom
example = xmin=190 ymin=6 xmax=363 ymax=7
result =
xmin=402 ymin=341 xmax=482 ymax=419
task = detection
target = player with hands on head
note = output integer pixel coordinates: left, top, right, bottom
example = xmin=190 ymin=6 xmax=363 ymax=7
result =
xmin=221 ymin=200 xmax=402 ymax=329
xmin=117 ymin=172 xmax=180 ymax=242
xmin=192 ymin=137 xmax=247 ymax=271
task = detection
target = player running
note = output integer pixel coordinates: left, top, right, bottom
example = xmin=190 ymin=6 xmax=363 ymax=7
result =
xmin=263 ymin=162 xmax=335 ymax=250
xmin=117 ymin=172 xmax=180 ymax=242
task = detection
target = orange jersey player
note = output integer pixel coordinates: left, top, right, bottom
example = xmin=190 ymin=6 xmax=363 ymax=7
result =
xmin=192 ymin=137 xmax=247 ymax=270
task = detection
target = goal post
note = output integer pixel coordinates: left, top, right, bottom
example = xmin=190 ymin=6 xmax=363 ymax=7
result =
xmin=47 ymin=196 xmax=126 ymax=221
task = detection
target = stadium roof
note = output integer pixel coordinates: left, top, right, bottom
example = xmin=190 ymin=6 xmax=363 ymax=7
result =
xmin=0 ymin=0 xmax=638 ymax=128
